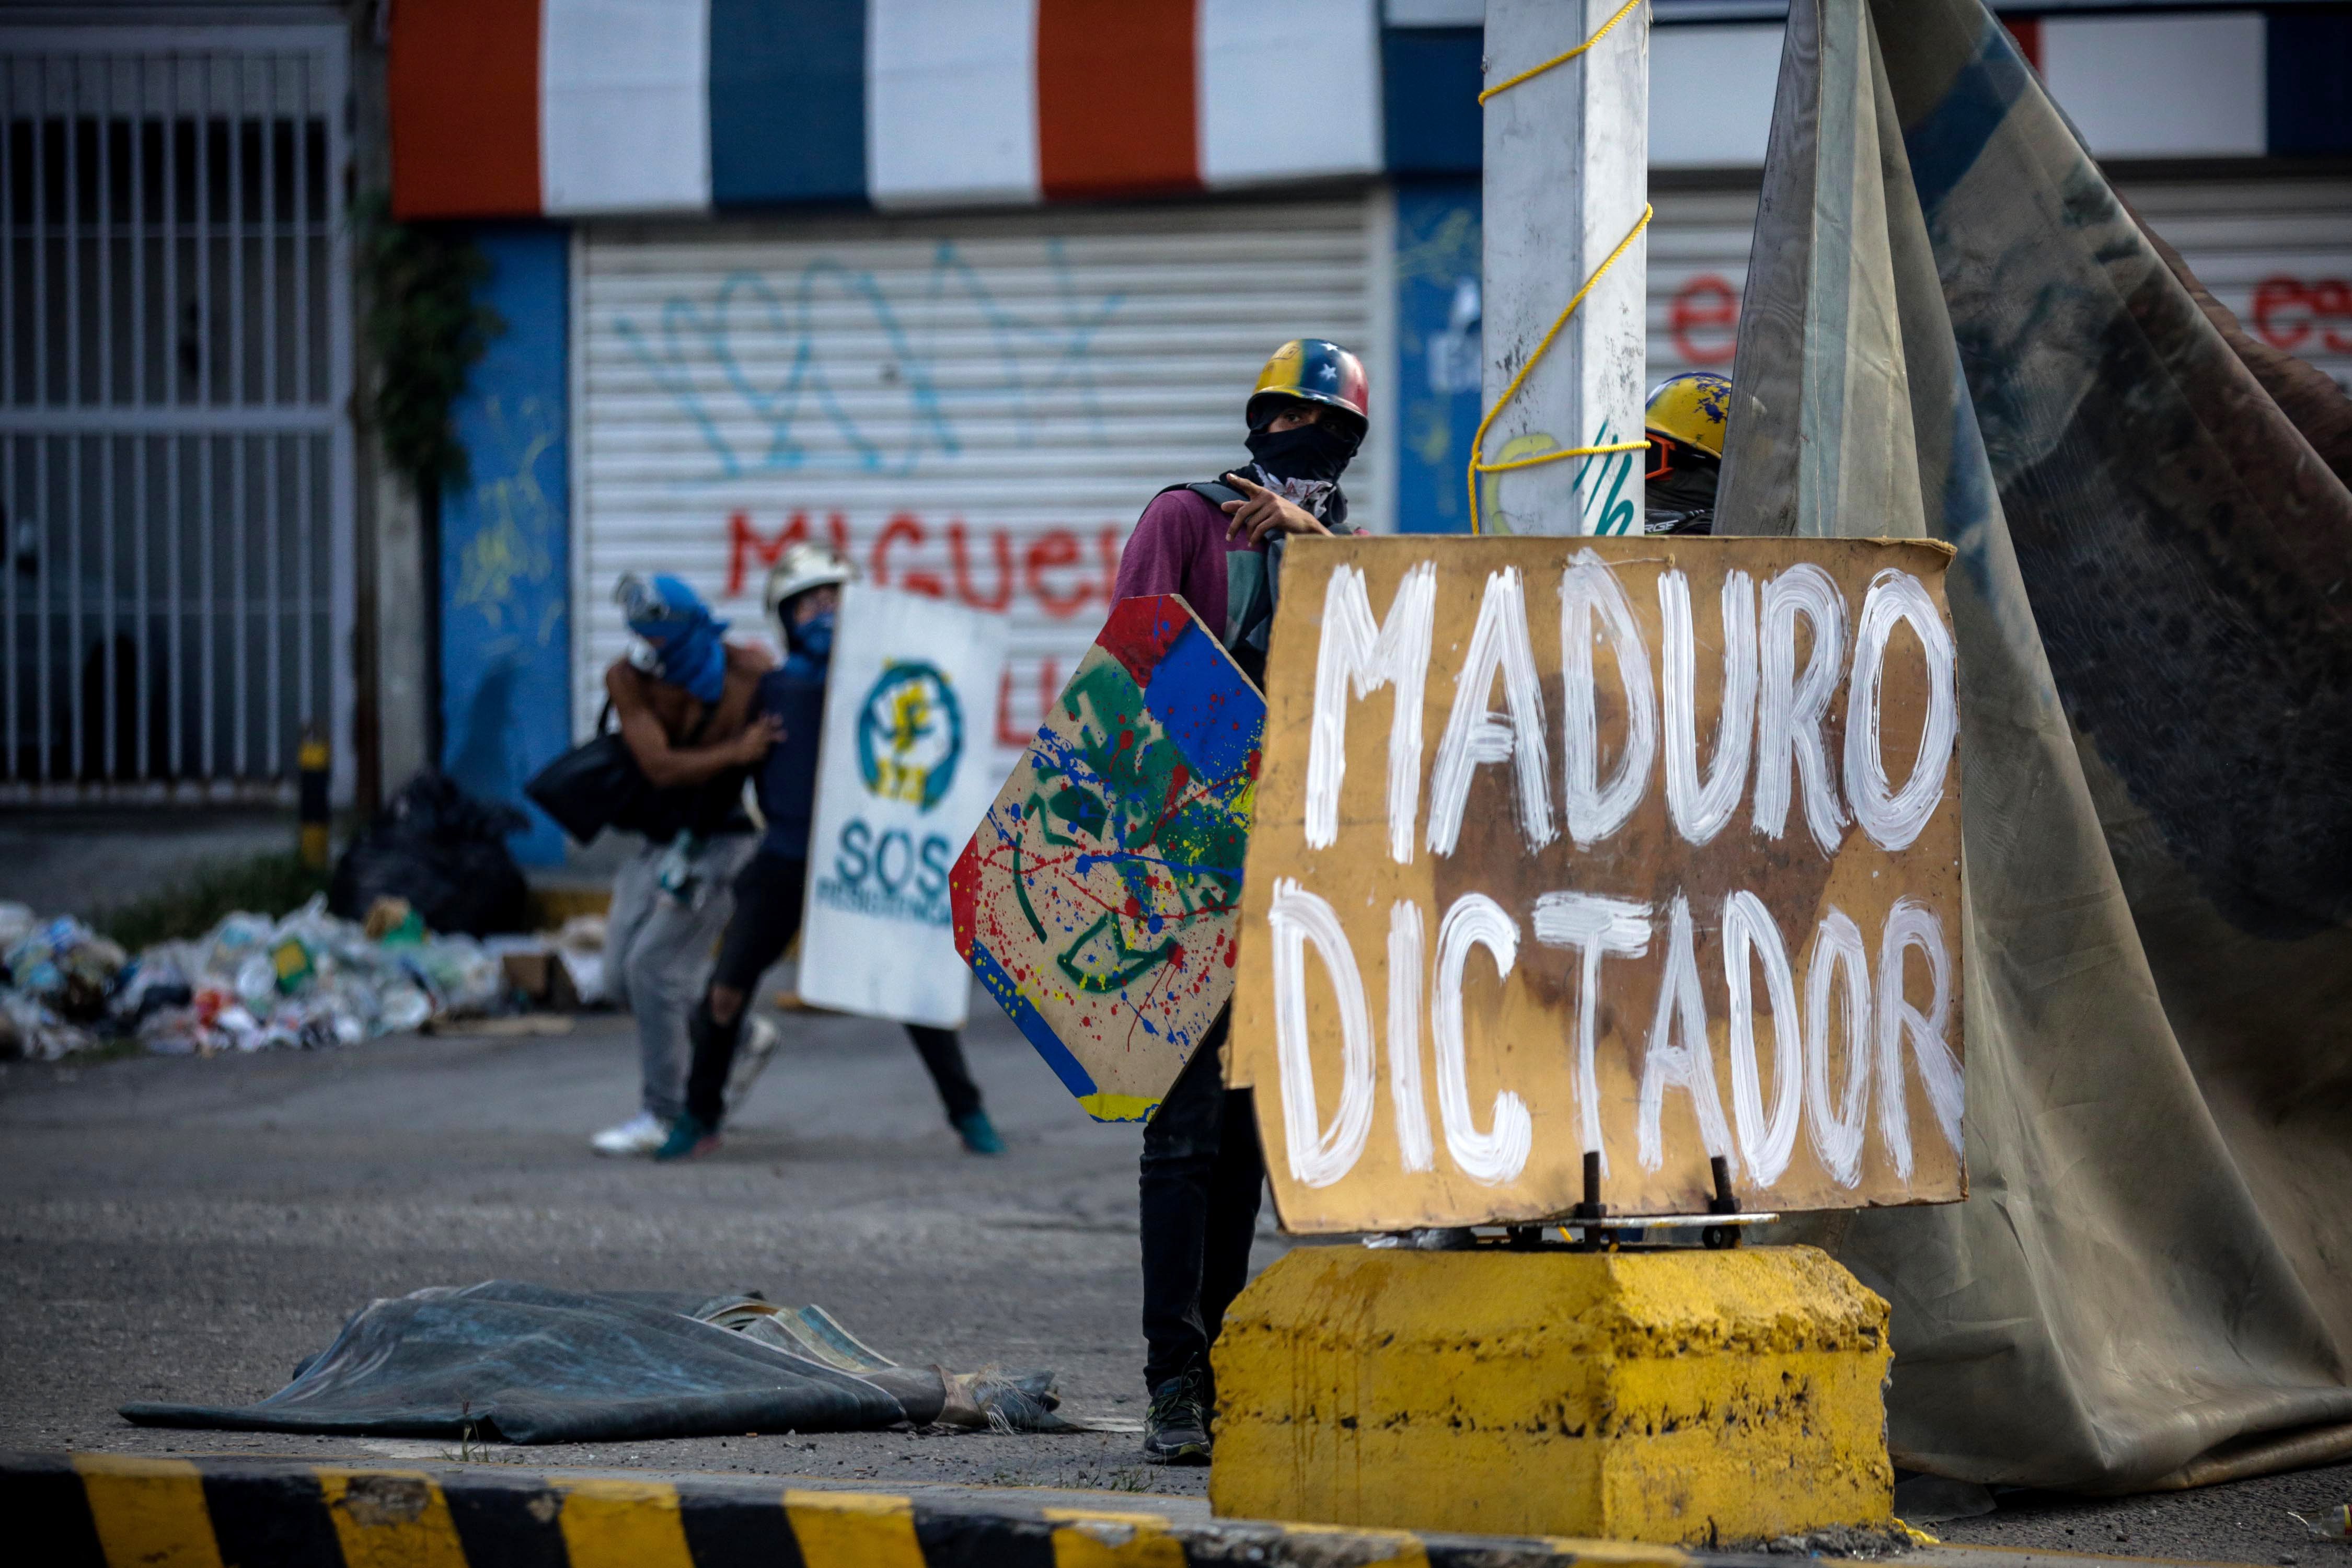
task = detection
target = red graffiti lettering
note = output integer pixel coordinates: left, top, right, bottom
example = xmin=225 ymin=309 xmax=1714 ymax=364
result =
xmin=997 ymin=657 xmax=1062 ymax=749
xmin=872 ymin=512 xmax=946 ymax=597
xmin=1669 ymin=274 xmax=1740 ymax=366
xmin=2254 ymin=274 xmax=2352 ymax=355
xmin=727 ymin=510 xmax=849 ymax=596
xmin=948 ymin=522 xmax=1014 ymax=612
xmin=1025 ymin=529 xmax=1097 ymax=619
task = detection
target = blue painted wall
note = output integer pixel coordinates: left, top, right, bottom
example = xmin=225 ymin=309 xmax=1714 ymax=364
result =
xmin=1393 ymin=180 xmax=1483 ymax=535
xmin=440 ymin=226 xmax=572 ymax=867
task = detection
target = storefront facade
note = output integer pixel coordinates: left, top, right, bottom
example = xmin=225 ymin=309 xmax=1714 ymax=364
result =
xmin=380 ymin=0 xmax=2350 ymax=857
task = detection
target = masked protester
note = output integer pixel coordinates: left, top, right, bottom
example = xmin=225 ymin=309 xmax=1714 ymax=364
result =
xmin=1642 ymin=371 xmax=1731 ymax=536
xmin=653 ymin=543 xmax=1004 ymax=1162
xmin=591 ymin=574 xmax=780 ymax=1157
xmin=1109 ymin=338 xmax=1370 ymax=1464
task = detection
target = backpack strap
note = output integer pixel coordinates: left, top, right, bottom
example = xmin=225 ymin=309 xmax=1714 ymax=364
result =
xmin=1156 ymin=478 xmax=1244 ymax=510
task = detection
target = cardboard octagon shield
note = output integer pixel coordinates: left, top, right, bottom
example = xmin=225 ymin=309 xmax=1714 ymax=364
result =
xmin=1230 ymin=535 xmax=1965 ymax=1231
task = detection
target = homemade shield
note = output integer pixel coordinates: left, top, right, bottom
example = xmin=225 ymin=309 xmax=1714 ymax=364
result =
xmin=953 ymin=595 xmax=1264 ymax=1123
xmin=798 ymin=583 xmax=1006 ymax=1029
xmin=1229 ymin=535 xmax=1965 ymax=1231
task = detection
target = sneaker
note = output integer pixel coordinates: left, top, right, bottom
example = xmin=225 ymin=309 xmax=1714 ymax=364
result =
xmin=654 ymin=1112 xmax=721 ymax=1162
xmin=591 ymin=1110 xmax=669 ymax=1157
xmin=724 ymin=1016 xmax=782 ymax=1114
xmin=953 ymin=1108 xmax=1005 ymax=1155
xmin=1142 ymin=1371 xmax=1212 ymax=1466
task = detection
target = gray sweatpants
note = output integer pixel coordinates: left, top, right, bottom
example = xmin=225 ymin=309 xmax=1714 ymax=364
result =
xmin=605 ymin=834 xmax=755 ymax=1123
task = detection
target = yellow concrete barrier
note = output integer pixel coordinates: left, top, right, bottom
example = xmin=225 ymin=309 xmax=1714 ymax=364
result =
xmin=1208 ymin=1244 xmax=1894 ymax=1545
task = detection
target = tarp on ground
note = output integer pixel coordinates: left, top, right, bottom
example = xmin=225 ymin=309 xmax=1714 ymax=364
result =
xmin=1720 ymin=0 xmax=2352 ymax=1494
xmin=118 ymin=1280 xmax=1069 ymax=1444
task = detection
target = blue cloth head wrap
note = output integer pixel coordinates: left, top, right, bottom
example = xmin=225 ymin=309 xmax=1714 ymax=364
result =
xmin=618 ymin=574 xmax=729 ymax=704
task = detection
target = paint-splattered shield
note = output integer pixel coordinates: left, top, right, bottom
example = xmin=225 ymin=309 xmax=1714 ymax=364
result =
xmin=951 ymin=595 xmax=1265 ymax=1122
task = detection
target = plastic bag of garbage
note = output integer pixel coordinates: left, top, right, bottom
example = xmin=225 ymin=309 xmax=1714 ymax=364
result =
xmin=330 ymin=772 xmax=529 ymax=938
xmin=204 ymin=912 xmax=276 ymax=977
xmin=5 ymin=917 xmax=128 ymax=1020
xmin=1 ymin=990 xmax=99 ymax=1060
xmin=0 ymin=902 xmax=36 ymax=962
xmin=377 ymin=983 xmax=433 ymax=1034
xmin=402 ymin=933 xmax=504 ymax=1018
xmin=109 ymin=950 xmax=198 ymax=1031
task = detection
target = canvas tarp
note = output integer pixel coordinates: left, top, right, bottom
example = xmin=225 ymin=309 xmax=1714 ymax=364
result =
xmin=1719 ymin=0 xmax=2352 ymax=1494
xmin=119 ymin=1281 xmax=1079 ymax=1444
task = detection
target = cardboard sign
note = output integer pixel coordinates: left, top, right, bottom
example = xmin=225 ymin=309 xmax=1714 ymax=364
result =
xmin=799 ymin=583 xmax=1007 ymax=1029
xmin=1230 ymin=537 xmax=1964 ymax=1231
xmin=953 ymin=595 xmax=1264 ymax=1123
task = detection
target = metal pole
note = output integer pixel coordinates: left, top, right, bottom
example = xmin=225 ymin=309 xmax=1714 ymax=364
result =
xmin=231 ymin=53 xmax=248 ymax=778
xmin=1480 ymin=0 xmax=1648 ymax=537
xmin=133 ymin=55 xmax=151 ymax=780
xmin=32 ymin=62 xmax=51 ymax=780
xmin=197 ymin=53 xmax=214 ymax=779
xmin=66 ymin=56 xmax=84 ymax=777
xmin=100 ymin=61 xmax=119 ymax=781
xmin=293 ymin=53 xmax=313 ymax=738
xmin=166 ymin=54 xmax=185 ymax=779
xmin=263 ymin=53 xmax=281 ymax=778
xmin=2 ymin=60 xmax=17 ymax=782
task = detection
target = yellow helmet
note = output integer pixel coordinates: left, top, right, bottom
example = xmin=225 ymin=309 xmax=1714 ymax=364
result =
xmin=1643 ymin=371 xmax=1732 ymax=462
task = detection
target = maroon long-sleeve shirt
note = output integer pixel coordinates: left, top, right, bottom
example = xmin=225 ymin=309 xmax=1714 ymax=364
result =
xmin=1111 ymin=487 xmax=1270 ymax=654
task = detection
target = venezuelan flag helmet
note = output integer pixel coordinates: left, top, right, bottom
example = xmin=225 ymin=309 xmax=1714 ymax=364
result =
xmin=1247 ymin=339 xmax=1370 ymax=437
xmin=1643 ymin=371 xmax=1733 ymax=477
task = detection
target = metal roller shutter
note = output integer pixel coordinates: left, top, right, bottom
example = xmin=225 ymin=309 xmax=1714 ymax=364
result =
xmin=1641 ymin=176 xmax=2352 ymax=395
xmin=2119 ymin=177 xmax=2352 ymax=397
xmin=1647 ymin=187 xmax=1761 ymax=383
xmin=573 ymin=195 xmax=1383 ymax=773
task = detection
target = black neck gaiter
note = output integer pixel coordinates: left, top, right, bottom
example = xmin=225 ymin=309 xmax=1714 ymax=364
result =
xmin=1241 ymin=421 xmax=1359 ymax=529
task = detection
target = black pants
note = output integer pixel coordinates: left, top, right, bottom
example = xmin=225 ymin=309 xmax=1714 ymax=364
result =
xmin=685 ymin=851 xmax=984 ymax=1131
xmin=1138 ymin=1012 xmax=1265 ymax=1396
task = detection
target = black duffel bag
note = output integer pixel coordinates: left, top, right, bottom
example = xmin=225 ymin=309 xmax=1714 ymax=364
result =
xmin=526 ymin=704 xmax=750 ymax=847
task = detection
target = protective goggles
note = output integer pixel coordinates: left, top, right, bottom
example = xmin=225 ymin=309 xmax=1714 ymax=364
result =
xmin=614 ymin=573 xmax=684 ymax=626
xmin=1643 ymin=434 xmax=1721 ymax=482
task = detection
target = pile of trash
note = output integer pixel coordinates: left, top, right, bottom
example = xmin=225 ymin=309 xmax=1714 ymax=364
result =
xmin=0 ymin=895 xmax=517 ymax=1062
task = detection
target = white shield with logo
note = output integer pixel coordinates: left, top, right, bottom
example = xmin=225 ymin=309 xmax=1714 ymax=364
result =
xmin=798 ymin=583 xmax=1009 ymax=1028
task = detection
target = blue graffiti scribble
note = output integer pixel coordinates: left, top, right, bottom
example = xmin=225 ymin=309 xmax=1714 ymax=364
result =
xmin=616 ymin=238 xmax=1126 ymax=482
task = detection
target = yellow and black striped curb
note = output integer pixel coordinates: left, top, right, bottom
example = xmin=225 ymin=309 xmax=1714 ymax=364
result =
xmin=6 ymin=1449 xmax=1773 ymax=1567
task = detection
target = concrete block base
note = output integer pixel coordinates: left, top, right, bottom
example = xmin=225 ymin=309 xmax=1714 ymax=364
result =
xmin=1208 ymin=1244 xmax=1894 ymax=1544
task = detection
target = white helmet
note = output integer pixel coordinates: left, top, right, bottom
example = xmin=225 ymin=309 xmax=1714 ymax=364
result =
xmin=763 ymin=541 xmax=856 ymax=631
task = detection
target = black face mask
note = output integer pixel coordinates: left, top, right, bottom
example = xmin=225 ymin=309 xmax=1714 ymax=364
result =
xmin=1244 ymin=420 xmax=1358 ymax=483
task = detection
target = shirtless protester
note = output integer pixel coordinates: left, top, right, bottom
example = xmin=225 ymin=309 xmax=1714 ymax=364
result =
xmin=589 ymin=574 xmax=779 ymax=1157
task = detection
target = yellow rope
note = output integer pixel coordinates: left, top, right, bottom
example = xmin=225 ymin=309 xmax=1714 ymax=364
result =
xmin=1465 ymin=1 xmax=1652 ymax=535
xmin=1477 ymin=0 xmax=1647 ymax=102
xmin=1466 ymin=203 xmax=1652 ymax=536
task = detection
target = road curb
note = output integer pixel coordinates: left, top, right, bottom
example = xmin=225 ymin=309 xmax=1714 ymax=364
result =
xmin=8 ymin=1449 xmax=1763 ymax=1566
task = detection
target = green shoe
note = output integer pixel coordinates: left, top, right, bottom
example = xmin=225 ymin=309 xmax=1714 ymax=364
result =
xmin=653 ymin=1113 xmax=720 ymax=1161
xmin=953 ymin=1109 xmax=1005 ymax=1155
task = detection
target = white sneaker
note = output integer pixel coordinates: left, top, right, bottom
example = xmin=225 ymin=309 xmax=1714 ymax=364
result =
xmin=591 ymin=1110 xmax=670 ymax=1157
xmin=725 ymin=1017 xmax=782 ymax=1113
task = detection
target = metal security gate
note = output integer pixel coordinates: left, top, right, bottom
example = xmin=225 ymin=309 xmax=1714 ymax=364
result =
xmin=0 ymin=25 xmax=352 ymax=803
xmin=574 ymin=195 xmax=1386 ymax=773
xmin=1643 ymin=176 xmax=2352 ymax=391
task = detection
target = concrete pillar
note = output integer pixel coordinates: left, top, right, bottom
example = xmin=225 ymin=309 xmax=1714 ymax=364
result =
xmin=1479 ymin=0 xmax=1648 ymax=536
xmin=1211 ymin=1246 xmax=1896 ymax=1543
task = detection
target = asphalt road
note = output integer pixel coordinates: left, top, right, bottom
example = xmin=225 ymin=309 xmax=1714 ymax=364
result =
xmin=3 ymin=1009 xmax=2344 ymax=1562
